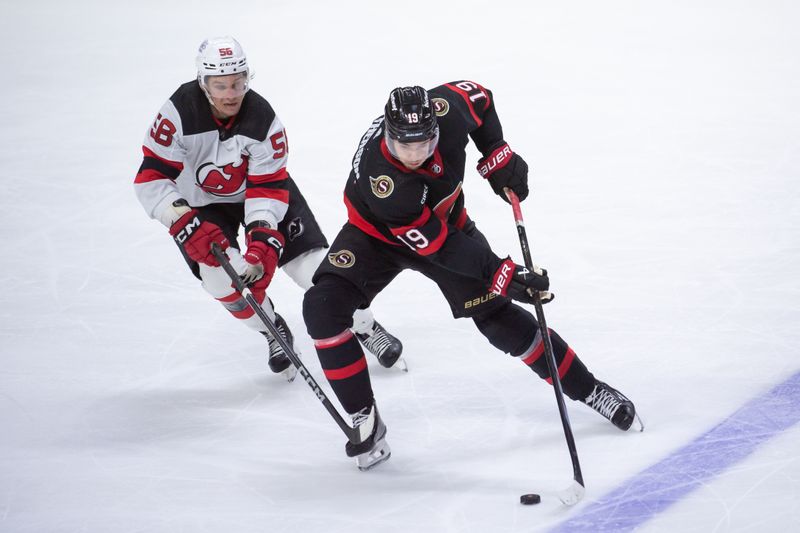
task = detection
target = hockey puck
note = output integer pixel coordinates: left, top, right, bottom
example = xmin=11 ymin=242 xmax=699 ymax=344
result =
xmin=520 ymin=493 xmax=541 ymax=505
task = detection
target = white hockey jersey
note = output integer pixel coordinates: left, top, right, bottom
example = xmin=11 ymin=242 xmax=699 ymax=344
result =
xmin=134 ymin=81 xmax=290 ymax=228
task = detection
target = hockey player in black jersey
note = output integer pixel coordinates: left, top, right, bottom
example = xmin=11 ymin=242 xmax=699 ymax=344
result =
xmin=303 ymin=83 xmax=641 ymax=470
xmin=133 ymin=36 xmax=403 ymax=381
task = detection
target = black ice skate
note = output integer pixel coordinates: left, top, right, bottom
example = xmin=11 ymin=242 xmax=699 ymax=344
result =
xmin=582 ymin=381 xmax=644 ymax=432
xmin=263 ymin=313 xmax=298 ymax=382
xmin=356 ymin=321 xmax=406 ymax=371
xmin=345 ymin=404 xmax=391 ymax=471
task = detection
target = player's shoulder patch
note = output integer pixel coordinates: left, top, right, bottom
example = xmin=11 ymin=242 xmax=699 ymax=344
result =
xmin=431 ymin=97 xmax=449 ymax=117
xmin=327 ymin=249 xmax=356 ymax=268
xmin=369 ymin=175 xmax=395 ymax=198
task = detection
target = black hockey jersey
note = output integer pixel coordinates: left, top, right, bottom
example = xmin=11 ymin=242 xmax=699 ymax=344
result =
xmin=344 ymin=80 xmax=508 ymax=281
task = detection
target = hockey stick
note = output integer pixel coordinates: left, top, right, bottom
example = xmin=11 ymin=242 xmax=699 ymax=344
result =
xmin=210 ymin=243 xmax=365 ymax=445
xmin=505 ymin=190 xmax=585 ymax=506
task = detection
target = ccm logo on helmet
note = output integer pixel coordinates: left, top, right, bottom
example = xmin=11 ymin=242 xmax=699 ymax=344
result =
xmin=478 ymin=145 xmax=512 ymax=177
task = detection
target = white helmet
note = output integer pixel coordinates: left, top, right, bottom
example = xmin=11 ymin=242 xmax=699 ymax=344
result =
xmin=196 ymin=36 xmax=250 ymax=95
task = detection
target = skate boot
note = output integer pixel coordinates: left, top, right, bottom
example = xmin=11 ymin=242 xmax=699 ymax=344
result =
xmin=345 ymin=404 xmax=391 ymax=471
xmin=263 ymin=313 xmax=298 ymax=382
xmin=356 ymin=321 xmax=406 ymax=370
xmin=582 ymin=381 xmax=644 ymax=431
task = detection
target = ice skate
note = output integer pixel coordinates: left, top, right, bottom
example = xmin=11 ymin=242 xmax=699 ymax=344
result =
xmin=345 ymin=404 xmax=391 ymax=471
xmin=582 ymin=381 xmax=644 ymax=431
xmin=264 ymin=313 xmax=298 ymax=382
xmin=356 ymin=321 xmax=406 ymax=371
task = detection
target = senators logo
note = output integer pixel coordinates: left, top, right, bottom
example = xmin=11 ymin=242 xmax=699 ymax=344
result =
xmin=432 ymin=98 xmax=449 ymax=117
xmin=328 ymin=250 xmax=355 ymax=268
xmin=370 ymin=175 xmax=394 ymax=198
xmin=196 ymin=156 xmax=249 ymax=196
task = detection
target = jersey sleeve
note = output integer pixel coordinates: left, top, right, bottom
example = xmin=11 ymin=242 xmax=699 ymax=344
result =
xmin=242 ymin=114 xmax=290 ymax=229
xmin=440 ymin=80 xmax=505 ymax=156
xmin=133 ymin=99 xmax=187 ymax=226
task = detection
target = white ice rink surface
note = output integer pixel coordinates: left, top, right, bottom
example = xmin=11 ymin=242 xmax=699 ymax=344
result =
xmin=2 ymin=1 xmax=799 ymax=531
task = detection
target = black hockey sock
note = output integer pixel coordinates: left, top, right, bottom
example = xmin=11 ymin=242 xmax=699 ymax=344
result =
xmin=315 ymin=332 xmax=374 ymax=414
xmin=517 ymin=328 xmax=596 ymax=401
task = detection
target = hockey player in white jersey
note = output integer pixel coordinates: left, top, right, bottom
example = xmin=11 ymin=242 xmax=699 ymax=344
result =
xmin=134 ymin=36 xmax=404 ymax=380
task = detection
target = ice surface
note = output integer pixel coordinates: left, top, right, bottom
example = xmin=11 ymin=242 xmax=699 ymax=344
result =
xmin=2 ymin=1 xmax=799 ymax=532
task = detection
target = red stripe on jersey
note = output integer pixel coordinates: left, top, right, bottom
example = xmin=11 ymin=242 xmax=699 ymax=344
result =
xmin=444 ymin=83 xmax=485 ymax=127
xmin=245 ymin=188 xmax=290 ymax=203
xmin=417 ymin=222 xmax=447 ymax=256
xmin=546 ymin=347 xmax=576 ymax=384
xmin=454 ymin=208 xmax=468 ymax=229
xmin=134 ymin=168 xmax=171 ymax=184
xmin=432 ymin=182 xmax=462 ymax=220
xmin=248 ymin=167 xmax=288 ymax=184
xmin=389 ymin=207 xmax=447 ymax=256
xmin=314 ymin=329 xmax=354 ymax=349
xmin=323 ymin=356 xmax=367 ymax=381
xmin=389 ymin=207 xmax=432 ymax=237
xmin=344 ymin=195 xmax=399 ymax=246
xmin=142 ymin=146 xmax=183 ymax=170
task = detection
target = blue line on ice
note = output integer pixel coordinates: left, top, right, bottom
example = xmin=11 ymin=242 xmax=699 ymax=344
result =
xmin=551 ymin=370 xmax=800 ymax=532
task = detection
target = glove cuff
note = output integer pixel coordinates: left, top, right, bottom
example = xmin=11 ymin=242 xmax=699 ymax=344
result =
xmin=168 ymin=208 xmax=200 ymax=237
xmin=490 ymin=258 xmax=516 ymax=296
xmin=246 ymin=227 xmax=285 ymax=256
xmin=477 ymin=142 xmax=513 ymax=178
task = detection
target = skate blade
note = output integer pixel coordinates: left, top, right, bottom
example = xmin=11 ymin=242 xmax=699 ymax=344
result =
xmin=633 ymin=412 xmax=645 ymax=432
xmin=282 ymin=365 xmax=298 ymax=383
xmin=356 ymin=447 xmax=391 ymax=471
xmin=393 ymin=357 xmax=409 ymax=373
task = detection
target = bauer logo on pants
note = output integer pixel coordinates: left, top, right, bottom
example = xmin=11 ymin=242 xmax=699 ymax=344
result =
xmin=328 ymin=250 xmax=355 ymax=268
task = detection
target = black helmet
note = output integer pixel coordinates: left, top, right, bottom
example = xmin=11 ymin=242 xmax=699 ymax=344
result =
xmin=384 ymin=86 xmax=438 ymax=142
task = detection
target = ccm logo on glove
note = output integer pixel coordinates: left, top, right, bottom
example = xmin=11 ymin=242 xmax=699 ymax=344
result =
xmin=169 ymin=208 xmax=229 ymax=266
xmin=172 ymin=215 xmax=201 ymax=243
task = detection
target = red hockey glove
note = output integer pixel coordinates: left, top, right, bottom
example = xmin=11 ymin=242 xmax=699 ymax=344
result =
xmin=489 ymin=258 xmax=553 ymax=304
xmin=242 ymin=226 xmax=285 ymax=288
xmin=169 ymin=209 xmax=229 ymax=266
xmin=477 ymin=142 xmax=529 ymax=204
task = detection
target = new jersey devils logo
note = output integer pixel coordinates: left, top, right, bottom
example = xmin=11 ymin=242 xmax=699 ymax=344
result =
xmin=196 ymin=156 xmax=249 ymax=196
xmin=287 ymin=217 xmax=305 ymax=242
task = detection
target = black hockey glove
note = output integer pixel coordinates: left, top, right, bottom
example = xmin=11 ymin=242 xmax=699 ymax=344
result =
xmin=477 ymin=142 xmax=529 ymax=204
xmin=489 ymin=258 xmax=554 ymax=305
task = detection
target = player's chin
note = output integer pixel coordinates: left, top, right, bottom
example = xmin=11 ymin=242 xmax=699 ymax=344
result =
xmin=220 ymin=103 xmax=242 ymax=117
